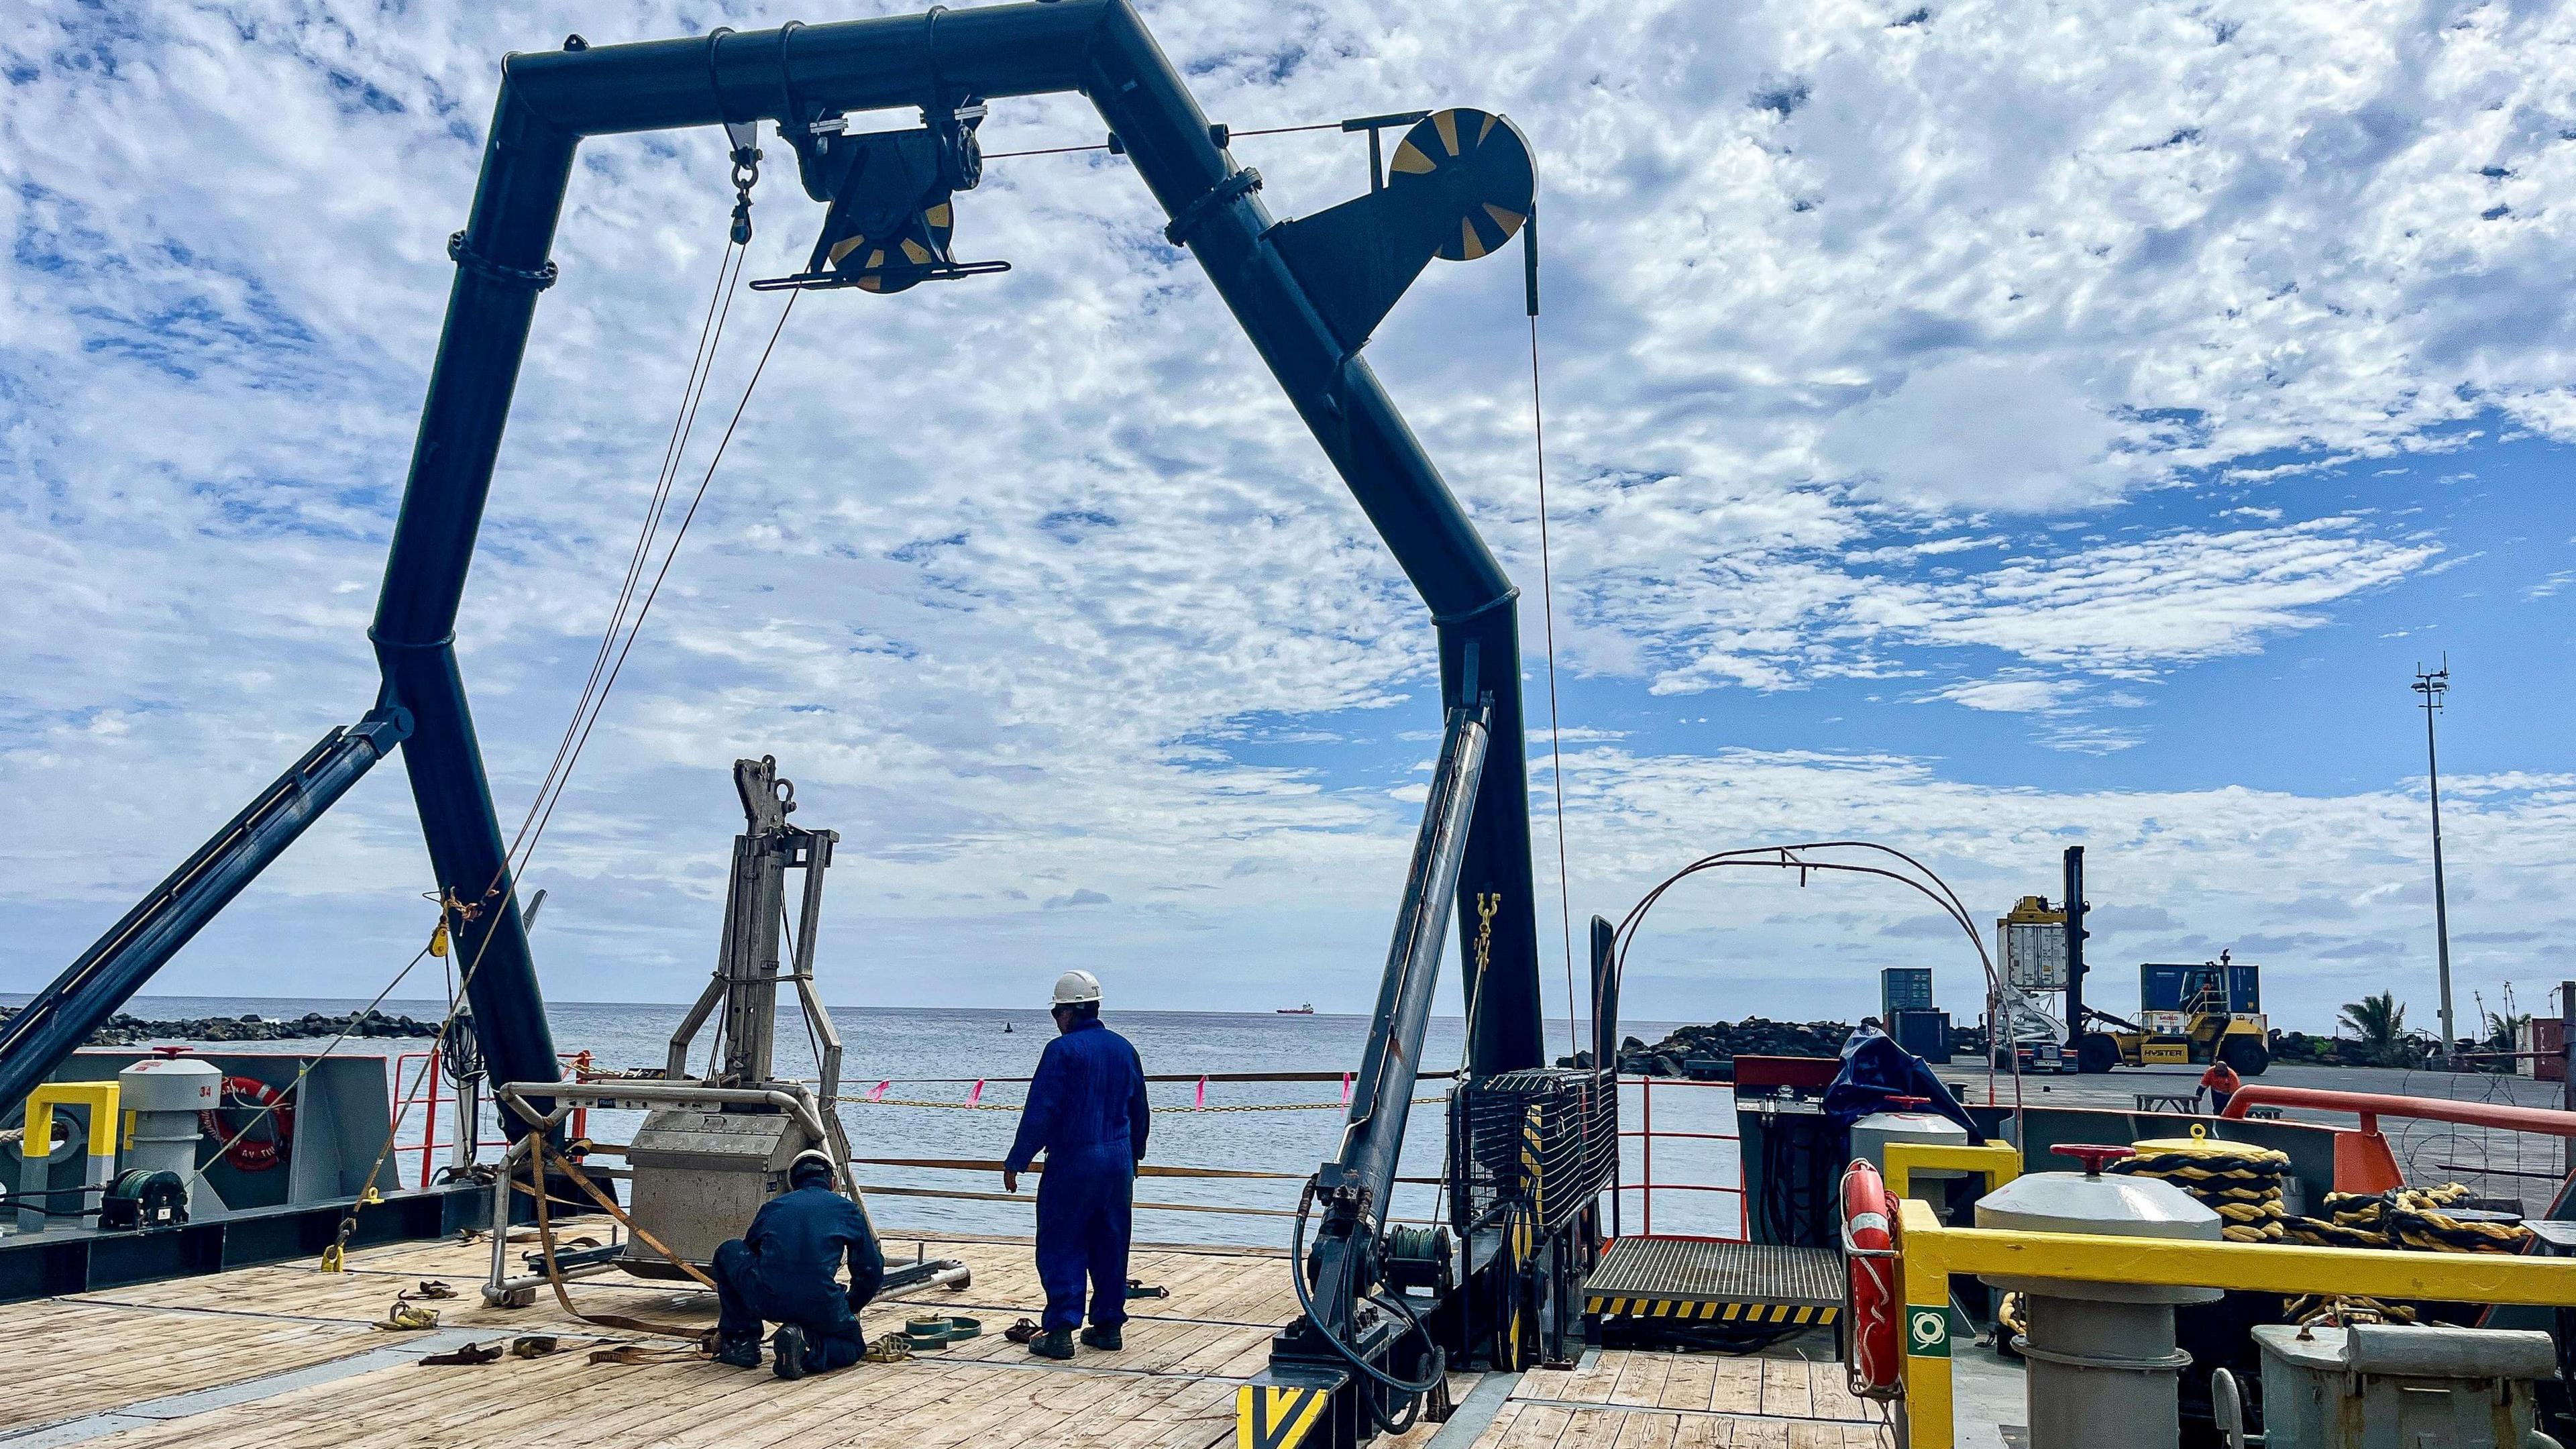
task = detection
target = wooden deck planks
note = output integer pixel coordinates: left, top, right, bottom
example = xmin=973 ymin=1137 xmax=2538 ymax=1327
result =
xmin=1605 ymin=1352 xmax=1672 ymax=1407
xmin=1492 ymin=1352 xmax=1890 ymax=1449
xmin=21 ymin=1234 xmax=1303 ymax=1449
xmin=1757 ymin=1359 xmax=1813 ymax=1421
xmin=1474 ymin=1403 xmax=1885 ymax=1449
xmin=0 ymin=1300 xmax=381 ymax=1433
xmin=1655 ymin=1354 xmax=1717 ymax=1413
xmin=1666 ymin=1411 xmax=1728 ymax=1449
xmin=1608 ymin=1410 xmax=1682 ymax=1449
xmin=879 ymin=1238 xmax=1291 ymax=1330
xmin=1706 ymin=1358 xmax=1764 ymax=1414
xmin=1805 ymin=1363 xmax=1871 ymax=1424
xmin=23 ymin=1234 xmax=1889 ymax=1449
xmin=1487 ymin=1402 xmax=1576 ymax=1449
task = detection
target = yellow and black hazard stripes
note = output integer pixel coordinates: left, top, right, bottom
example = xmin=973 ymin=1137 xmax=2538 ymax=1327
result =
xmin=1585 ymin=1295 xmax=1839 ymax=1326
xmin=1521 ymin=1103 xmax=1547 ymax=1224
xmin=1236 ymin=1384 xmax=1330 ymax=1449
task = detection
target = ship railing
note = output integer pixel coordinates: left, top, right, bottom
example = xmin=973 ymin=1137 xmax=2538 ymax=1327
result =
xmin=822 ymin=1156 xmax=1456 ymax=1228
xmin=2220 ymin=1082 xmax=2576 ymax=1214
xmin=537 ymin=1067 xmax=1468 ymax=1230
xmin=393 ymin=1046 xmax=593 ymax=1189
xmin=1617 ymin=1073 xmax=1746 ymax=1240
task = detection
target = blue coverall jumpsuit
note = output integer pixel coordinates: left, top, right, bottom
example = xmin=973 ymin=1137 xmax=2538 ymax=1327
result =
xmin=710 ymin=1171 xmax=885 ymax=1372
xmin=1006 ymin=1016 xmax=1150 ymax=1334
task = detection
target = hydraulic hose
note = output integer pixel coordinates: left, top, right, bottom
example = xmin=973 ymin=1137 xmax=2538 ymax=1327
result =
xmin=1288 ymin=1177 xmax=1448 ymax=1427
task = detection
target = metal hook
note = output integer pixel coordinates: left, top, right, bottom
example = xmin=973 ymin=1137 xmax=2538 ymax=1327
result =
xmin=708 ymin=26 xmax=762 ymax=244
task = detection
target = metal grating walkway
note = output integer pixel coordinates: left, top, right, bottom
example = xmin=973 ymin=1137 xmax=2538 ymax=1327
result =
xmin=1584 ymin=1236 xmax=1843 ymax=1322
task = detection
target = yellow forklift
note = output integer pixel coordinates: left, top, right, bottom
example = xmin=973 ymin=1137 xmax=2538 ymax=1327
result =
xmin=2076 ymin=953 xmax=2271 ymax=1075
xmin=2038 ymin=849 xmax=2271 ymax=1075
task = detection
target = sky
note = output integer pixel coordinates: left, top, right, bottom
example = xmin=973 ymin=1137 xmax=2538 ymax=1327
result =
xmin=4 ymin=0 xmax=2573 ymax=1046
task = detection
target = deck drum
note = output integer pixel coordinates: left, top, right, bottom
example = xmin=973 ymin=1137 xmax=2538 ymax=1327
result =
xmin=117 ymin=1055 xmax=221 ymax=1216
xmin=1975 ymin=1147 xmax=2222 ymax=1449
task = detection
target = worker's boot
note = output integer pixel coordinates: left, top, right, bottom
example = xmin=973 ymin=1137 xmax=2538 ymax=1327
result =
xmin=713 ymin=1334 xmax=763 ymax=1370
xmin=1079 ymin=1324 xmax=1122 ymax=1351
xmin=1028 ymin=1328 xmax=1076 ymax=1360
xmin=772 ymin=1324 xmax=809 ymax=1381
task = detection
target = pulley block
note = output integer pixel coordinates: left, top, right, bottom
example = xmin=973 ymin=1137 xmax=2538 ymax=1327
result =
xmin=1265 ymin=105 xmax=1538 ymax=352
xmin=1386 ymin=107 xmax=1534 ymax=262
xmin=756 ymin=99 xmax=1010 ymax=294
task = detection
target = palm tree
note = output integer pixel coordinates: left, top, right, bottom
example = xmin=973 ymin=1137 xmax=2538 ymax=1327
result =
xmin=2339 ymin=992 xmax=2411 ymax=1067
xmin=2481 ymin=1008 xmax=2531 ymax=1072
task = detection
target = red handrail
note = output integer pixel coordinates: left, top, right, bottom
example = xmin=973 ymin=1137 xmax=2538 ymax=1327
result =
xmin=396 ymin=1046 xmax=595 ymax=1187
xmin=2220 ymin=1085 xmax=2576 ymax=1136
xmin=1620 ymin=1074 xmax=1746 ymax=1238
xmin=2219 ymin=1084 xmax=2576 ymax=1195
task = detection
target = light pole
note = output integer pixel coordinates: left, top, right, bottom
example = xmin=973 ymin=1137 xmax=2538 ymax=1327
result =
xmin=2414 ymin=660 xmax=2456 ymax=1067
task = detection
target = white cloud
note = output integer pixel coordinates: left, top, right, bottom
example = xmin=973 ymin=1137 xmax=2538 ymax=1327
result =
xmin=0 ymin=0 xmax=2568 ymax=1019
xmin=1817 ymin=359 xmax=2133 ymax=511
xmin=1627 ymin=517 xmax=2434 ymax=697
xmin=1930 ymin=678 xmax=2074 ymax=714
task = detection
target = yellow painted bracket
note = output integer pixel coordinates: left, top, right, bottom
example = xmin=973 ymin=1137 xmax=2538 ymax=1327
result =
xmin=1881 ymin=1140 xmax=2019 ymax=1201
xmin=1891 ymin=1197 xmax=2576 ymax=1449
xmin=1236 ymin=1382 xmax=1330 ymax=1449
xmin=19 ymin=1081 xmax=121 ymax=1159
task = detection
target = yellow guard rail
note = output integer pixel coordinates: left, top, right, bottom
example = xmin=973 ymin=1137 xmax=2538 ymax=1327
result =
xmin=1880 ymin=1140 xmax=2020 ymax=1201
xmin=1893 ymin=1195 xmax=2576 ymax=1448
xmin=19 ymin=1080 xmax=120 ymax=1161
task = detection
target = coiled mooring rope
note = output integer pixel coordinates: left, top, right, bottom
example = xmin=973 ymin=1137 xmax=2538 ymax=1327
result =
xmin=2111 ymin=1136 xmax=2293 ymax=1244
xmin=2282 ymin=1182 xmax=2535 ymax=1254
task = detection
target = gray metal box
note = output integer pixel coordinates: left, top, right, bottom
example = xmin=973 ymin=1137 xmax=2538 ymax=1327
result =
xmin=2254 ymin=1323 xmax=2556 ymax=1448
xmin=621 ymin=1108 xmax=817 ymax=1278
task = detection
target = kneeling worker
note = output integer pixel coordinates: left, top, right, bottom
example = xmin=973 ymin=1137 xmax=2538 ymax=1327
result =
xmin=1004 ymin=970 xmax=1149 ymax=1359
xmin=711 ymin=1148 xmax=884 ymax=1379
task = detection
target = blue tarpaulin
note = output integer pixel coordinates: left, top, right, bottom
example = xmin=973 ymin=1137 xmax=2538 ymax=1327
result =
xmin=1820 ymin=1026 xmax=1984 ymax=1144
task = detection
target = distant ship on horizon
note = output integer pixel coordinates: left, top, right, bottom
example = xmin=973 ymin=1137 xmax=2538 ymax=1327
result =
xmin=1275 ymin=1003 xmax=1315 ymax=1014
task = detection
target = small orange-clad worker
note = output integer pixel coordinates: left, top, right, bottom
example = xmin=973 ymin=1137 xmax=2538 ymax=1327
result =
xmin=2199 ymin=1059 xmax=2241 ymax=1116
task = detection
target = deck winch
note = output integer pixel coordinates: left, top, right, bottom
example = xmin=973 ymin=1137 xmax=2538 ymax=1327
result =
xmin=115 ymin=1053 xmax=222 ymax=1220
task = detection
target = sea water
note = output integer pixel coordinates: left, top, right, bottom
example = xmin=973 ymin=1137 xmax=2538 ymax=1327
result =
xmin=21 ymin=996 xmax=1744 ymax=1247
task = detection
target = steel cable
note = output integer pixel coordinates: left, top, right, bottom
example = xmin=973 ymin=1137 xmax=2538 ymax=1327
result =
xmin=504 ymin=239 xmax=746 ymax=876
xmin=192 ymin=230 xmax=761 ymax=1203
xmin=1527 ymin=314 xmax=1578 ymax=1063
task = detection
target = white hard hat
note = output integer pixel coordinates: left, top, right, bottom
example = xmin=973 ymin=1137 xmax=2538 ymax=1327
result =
xmin=1051 ymin=970 xmax=1103 ymax=1006
xmin=789 ymin=1148 xmax=837 ymax=1185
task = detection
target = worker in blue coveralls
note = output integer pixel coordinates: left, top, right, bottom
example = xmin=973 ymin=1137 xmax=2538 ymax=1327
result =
xmin=1003 ymin=969 xmax=1150 ymax=1359
xmin=710 ymin=1148 xmax=885 ymax=1379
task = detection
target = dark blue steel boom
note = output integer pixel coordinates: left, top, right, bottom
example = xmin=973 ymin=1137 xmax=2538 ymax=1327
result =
xmin=386 ymin=0 xmax=1549 ymax=1106
xmin=8 ymin=7 xmax=1556 ymax=1439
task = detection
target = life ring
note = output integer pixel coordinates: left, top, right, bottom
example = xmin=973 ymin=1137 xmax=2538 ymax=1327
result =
xmin=1841 ymin=1158 xmax=1902 ymax=1399
xmin=198 ymin=1077 xmax=293 ymax=1172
